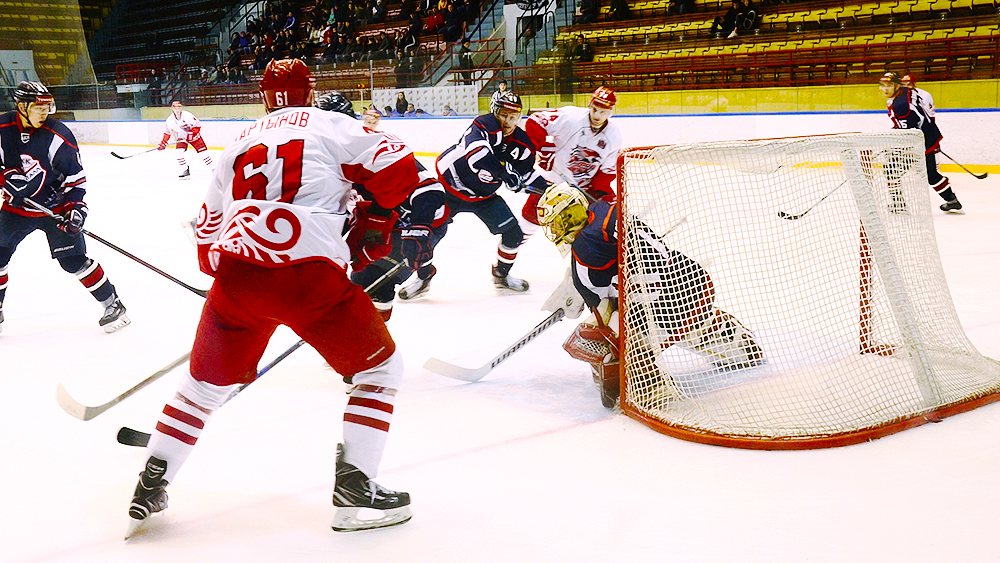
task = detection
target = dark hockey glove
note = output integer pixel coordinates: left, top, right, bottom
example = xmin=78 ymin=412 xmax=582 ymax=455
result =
xmin=58 ymin=201 xmax=88 ymax=234
xmin=3 ymin=167 xmax=44 ymax=200
xmin=347 ymin=201 xmax=398 ymax=272
xmin=400 ymin=224 xmax=433 ymax=268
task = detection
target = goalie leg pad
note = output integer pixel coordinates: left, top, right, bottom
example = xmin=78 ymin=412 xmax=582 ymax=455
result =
xmin=591 ymin=360 xmax=620 ymax=409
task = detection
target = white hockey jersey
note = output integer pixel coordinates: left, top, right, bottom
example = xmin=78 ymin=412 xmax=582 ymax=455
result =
xmin=525 ymin=105 xmax=622 ymax=196
xmin=164 ymin=110 xmax=202 ymax=140
xmin=195 ymin=106 xmax=418 ymax=272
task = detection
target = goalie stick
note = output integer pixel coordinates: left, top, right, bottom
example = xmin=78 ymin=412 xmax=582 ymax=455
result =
xmin=424 ymin=308 xmax=566 ymax=382
xmin=778 ymin=180 xmax=848 ymax=220
xmin=111 ymin=147 xmax=159 ymax=160
xmin=114 ymin=259 xmax=407 ymax=446
xmin=20 ymin=198 xmax=208 ymax=297
xmin=940 ymin=151 xmax=988 ymax=179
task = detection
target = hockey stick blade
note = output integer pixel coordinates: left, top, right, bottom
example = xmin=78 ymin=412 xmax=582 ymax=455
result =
xmin=424 ymin=308 xmax=566 ymax=382
xmin=940 ymin=151 xmax=988 ymax=179
xmin=778 ymin=180 xmax=847 ymax=221
xmin=56 ymin=352 xmax=192 ymax=421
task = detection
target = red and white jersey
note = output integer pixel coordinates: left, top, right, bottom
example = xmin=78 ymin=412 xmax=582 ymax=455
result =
xmin=525 ymin=105 xmax=622 ymax=196
xmin=164 ymin=110 xmax=202 ymax=140
xmin=195 ymin=106 xmax=418 ymax=273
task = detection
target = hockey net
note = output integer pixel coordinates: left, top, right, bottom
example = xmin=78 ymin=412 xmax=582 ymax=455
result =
xmin=616 ymin=132 xmax=1000 ymax=449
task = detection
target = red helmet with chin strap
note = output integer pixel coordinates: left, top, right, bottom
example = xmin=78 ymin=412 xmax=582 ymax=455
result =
xmin=259 ymin=59 xmax=315 ymax=112
xmin=590 ymin=87 xmax=617 ymax=110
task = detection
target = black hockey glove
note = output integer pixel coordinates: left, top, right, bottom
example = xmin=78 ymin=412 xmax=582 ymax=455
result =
xmin=400 ymin=224 xmax=433 ymax=267
xmin=58 ymin=201 xmax=88 ymax=234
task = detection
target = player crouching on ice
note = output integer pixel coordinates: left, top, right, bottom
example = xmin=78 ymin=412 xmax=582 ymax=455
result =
xmin=156 ymin=101 xmax=214 ymax=179
xmin=126 ymin=60 xmax=412 ymax=538
xmin=535 ymin=183 xmax=763 ymax=408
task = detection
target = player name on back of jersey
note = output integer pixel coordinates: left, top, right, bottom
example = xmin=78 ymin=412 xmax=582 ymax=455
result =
xmin=236 ymin=109 xmax=312 ymax=142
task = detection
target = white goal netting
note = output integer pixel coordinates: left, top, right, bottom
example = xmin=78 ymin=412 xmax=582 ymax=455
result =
xmin=618 ymin=132 xmax=1000 ymax=448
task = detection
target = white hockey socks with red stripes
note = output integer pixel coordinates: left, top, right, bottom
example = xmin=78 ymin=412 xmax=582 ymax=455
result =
xmin=342 ymin=350 xmax=403 ymax=479
xmin=146 ymin=373 xmax=240 ymax=483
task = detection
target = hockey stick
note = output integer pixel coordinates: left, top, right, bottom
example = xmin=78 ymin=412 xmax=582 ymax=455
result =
xmin=21 ymin=198 xmax=208 ymax=297
xmin=424 ymin=308 xmax=567 ymax=382
xmin=940 ymin=151 xmax=988 ymax=179
xmin=114 ymin=259 xmax=407 ymax=446
xmin=57 ymin=352 xmax=191 ymax=421
xmin=111 ymin=147 xmax=158 ymax=160
xmin=116 ymin=341 xmax=306 ymax=447
xmin=778 ymin=180 xmax=848 ymax=220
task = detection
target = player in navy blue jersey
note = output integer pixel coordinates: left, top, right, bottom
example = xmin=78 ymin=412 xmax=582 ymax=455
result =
xmin=536 ymin=183 xmax=762 ymax=407
xmin=0 ymin=81 xmax=129 ymax=333
xmin=435 ymin=92 xmax=548 ymax=292
xmin=879 ymin=72 xmax=962 ymax=214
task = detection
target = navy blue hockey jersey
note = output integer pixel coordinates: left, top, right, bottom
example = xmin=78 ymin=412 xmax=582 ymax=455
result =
xmin=0 ymin=111 xmax=86 ymax=217
xmin=435 ymin=113 xmax=536 ymax=201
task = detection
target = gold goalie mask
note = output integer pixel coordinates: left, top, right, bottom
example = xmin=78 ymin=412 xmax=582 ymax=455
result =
xmin=536 ymin=183 xmax=590 ymax=257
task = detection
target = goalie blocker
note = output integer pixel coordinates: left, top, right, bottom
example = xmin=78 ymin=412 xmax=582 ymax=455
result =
xmin=538 ymin=183 xmax=762 ymax=408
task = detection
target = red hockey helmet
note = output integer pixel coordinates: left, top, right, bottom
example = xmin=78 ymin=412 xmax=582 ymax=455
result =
xmin=259 ymin=58 xmax=315 ymax=112
xmin=590 ymin=87 xmax=617 ymax=110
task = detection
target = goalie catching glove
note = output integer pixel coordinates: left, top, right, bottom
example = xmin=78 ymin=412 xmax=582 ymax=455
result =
xmin=346 ymin=200 xmax=398 ymax=272
xmin=400 ymin=224 xmax=432 ymax=268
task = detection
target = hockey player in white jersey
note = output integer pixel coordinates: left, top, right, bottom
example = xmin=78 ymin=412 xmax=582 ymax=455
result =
xmin=157 ymin=100 xmax=214 ymax=179
xmin=519 ymin=87 xmax=622 ymax=244
xmin=126 ymin=59 xmax=415 ymax=538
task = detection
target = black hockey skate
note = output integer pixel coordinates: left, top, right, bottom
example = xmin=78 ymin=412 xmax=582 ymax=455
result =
xmin=126 ymin=456 xmax=169 ymax=538
xmin=492 ymin=265 xmax=529 ymax=292
xmin=940 ymin=200 xmax=964 ymax=214
xmin=398 ymin=276 xmax=432 ymax=300
xmin=100 ymin=298 xmax=130 ymax=333
xmin=178 ymin=166 xmax=191 ymax=179
xmin=332 ymin=443 xmax=411 ymax=532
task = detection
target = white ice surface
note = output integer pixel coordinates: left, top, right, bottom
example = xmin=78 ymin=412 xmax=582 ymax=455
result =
xmin=1 ymin=146 xmax=998 ymax=562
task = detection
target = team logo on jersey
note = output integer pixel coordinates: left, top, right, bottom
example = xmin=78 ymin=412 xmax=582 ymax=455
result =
xmin=598 ymin=140 xmax=606 ymax=149
xmin=567 ymin=146 xmax=600 ymax=178
xmin=373 ymin=136 xmax=408 ymax=162
xmin=214 ymin=205 xmax=302 ymax=265
xmin=21 ymin=133 xmax=30 ymax=144
xmin=19 ymin=155 xmax=46 ymax=185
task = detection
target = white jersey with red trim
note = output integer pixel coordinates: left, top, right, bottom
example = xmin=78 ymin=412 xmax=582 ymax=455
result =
xmin=195 ymin=106 xmax=418 ymax=272
xmin=164 ymin=110 xmax=202 ymax=140
xmin=525 ymin=105 xmax=621 ymax=195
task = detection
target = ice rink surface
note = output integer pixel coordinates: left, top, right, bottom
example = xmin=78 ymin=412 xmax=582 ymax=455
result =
xmin=2 ymin=145 xmax=998 ymax=563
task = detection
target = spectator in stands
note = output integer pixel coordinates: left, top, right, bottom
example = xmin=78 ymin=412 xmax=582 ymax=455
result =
xmin=283 ymin=11 xmax=297 ymax=31
xmin=458 ymin=38 xmax=474 ymax=85
xmin=667 ymin=0 xmax=695 ymax=16
xmin=384 ymin=105 xmax=395 ymax=117
xmin=404 ymin=103 xmax=417 ymax=117
xmin=570 ymin=34 xmax=594 ymax=63
xmin=441 ymin=104 xmax=456 ymax=116
xmin=575 ymin=0 xmax=599 ymax=24
xmin=425 ymin=5 xmax=444 ymax=34
xmin=147 ymin=68 xmax=163 ymax=105
xmin=711 ymin=1 xmax=744 ymax=38
xmin=322 ymin=37 xmax=341 ymax=63
xmin=440 ymin=2 xmax=465 ymax=43
xmin=251 ymin=46 xmax=268 ymax=70
xmin=395 ymin=92 xmax=410 ymax=115
xmin=608 ymin=0 xmax=632 ymax=21
xmin=208 ymin=65 xmax=221 ymax=84
xmin=408 ymin=6 xmax=425 ymax=49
